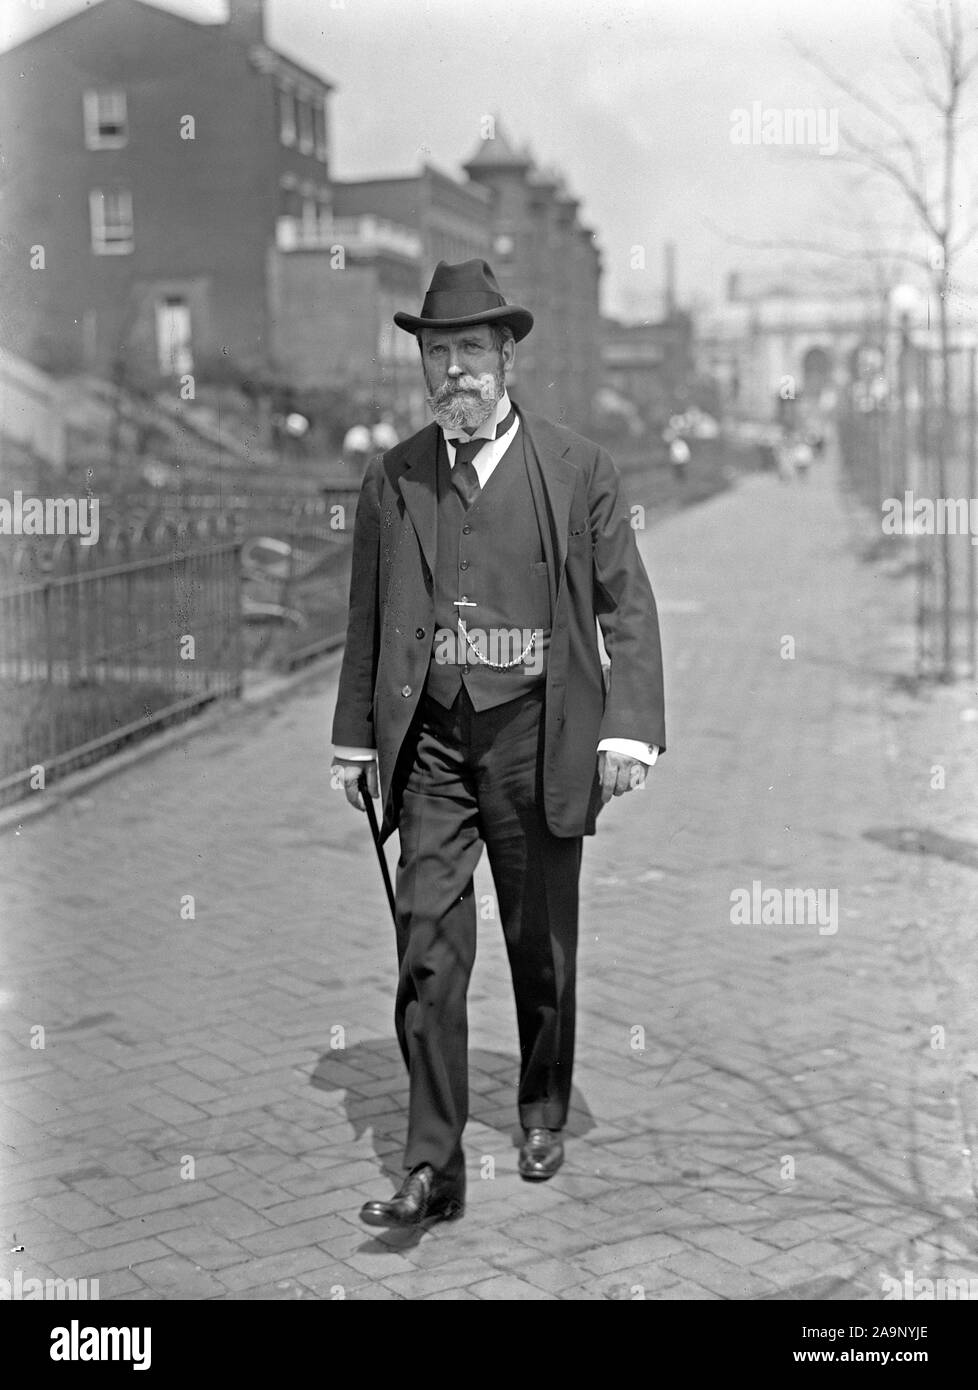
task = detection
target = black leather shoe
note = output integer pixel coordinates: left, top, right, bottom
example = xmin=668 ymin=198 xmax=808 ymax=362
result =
xmin=359 ymin=1164 xmax=465 ymax=1228
xmin=518 ymin=1127 xmax=564 ymax=1180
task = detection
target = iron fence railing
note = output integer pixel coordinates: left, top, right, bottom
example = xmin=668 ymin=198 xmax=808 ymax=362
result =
xmin=109 ymin=480 xmax=363 ymax=537
xmin=838 ymin=341 xmax=978 ymax=683
xmin=0 ymin=469 xmax=370 ymax=804
xmin=0 ymin=539 xmax=243 ymax=805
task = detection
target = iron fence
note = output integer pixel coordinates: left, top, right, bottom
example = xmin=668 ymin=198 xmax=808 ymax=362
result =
xmin=837 ymin=340 xmax=978 ymax=682
xmin=102 ymin=485 xmax=360 ymax=665
xmin=0 ymin=536 xmax=242 ymax=805
xmin=0 ymin=470 xmax=370 ymax=804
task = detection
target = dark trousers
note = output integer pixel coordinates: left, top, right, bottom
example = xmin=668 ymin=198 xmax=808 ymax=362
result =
xmin=393 ymin=683 xmax=583 ymax=1178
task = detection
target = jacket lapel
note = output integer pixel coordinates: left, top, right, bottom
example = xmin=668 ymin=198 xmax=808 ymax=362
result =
xmin=519 ymin=410 xmax=576 ymax=602
xmin=397 ymin=423 xmax=440 ymax=577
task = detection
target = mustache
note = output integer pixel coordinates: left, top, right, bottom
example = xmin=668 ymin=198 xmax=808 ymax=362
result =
xmin=429 ymin=375 xmax=487 ymax=402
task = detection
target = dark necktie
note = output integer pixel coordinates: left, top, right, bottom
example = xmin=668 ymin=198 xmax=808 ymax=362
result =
xmin=449 ymin=406 xmax=516 ymax=508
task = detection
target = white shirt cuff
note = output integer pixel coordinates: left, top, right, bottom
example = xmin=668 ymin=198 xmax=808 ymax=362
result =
xmin=598 ymin=738 xmax=659 ymax=766
xmin=332 ymin=746 xmax=377 ymax=762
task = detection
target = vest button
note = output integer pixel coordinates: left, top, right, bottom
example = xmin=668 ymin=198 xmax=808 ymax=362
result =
xmin=415 ymin=627 xmax=425 ymax=639
xmin=462 ymin=524 xmax=472 ymax=534
xmin=460 ymin=559 xmax=469 ymax=570
xmin=401 ymin=685 xmax=412 ymax=697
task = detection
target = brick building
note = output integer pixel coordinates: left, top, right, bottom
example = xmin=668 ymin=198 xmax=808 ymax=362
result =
xmin=602 ymin=315 xmax=696 ymax=426
xmin=267 ymin=216 xmax=426 ymax=431
xmin=461 ymin=122 xmax=603 ymax=431
xmin=0 ymin=0 xmax=337 ymax=388
xmin=331 ymin=165 xmax=492 ymax=285
xmin=0 ymin=7 xmax=603 ymax=432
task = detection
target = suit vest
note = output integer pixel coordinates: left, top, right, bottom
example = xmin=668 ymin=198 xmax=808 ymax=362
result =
xmin=425 ymin=427 xmax=552 ymax=710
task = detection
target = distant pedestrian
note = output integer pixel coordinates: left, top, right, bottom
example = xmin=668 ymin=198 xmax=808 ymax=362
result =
xmin=792 ymin=439 xmax=813 ymax=481
xmin=341 ymin=425 xmax=372 ymax=477
xmin=669 ymin=436 xmax=691 ymax=480
xmin=371 ymin=421 xmax=399 ymax=451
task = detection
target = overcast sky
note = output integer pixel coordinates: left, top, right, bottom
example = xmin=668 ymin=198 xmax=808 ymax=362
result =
xmin=4 ymin=0 xmax=977 ymax=321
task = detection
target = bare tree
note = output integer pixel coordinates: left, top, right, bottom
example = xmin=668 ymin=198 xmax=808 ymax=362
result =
xmin=791 ymin=0 xmax=978 ymax=680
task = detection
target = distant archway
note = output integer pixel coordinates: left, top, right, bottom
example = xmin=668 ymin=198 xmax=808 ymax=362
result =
xmin=802 ymin=345 xmax=832 ymax=396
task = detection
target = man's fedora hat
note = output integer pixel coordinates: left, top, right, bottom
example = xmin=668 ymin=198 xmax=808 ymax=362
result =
xmin=394 ymin=259 xmax=533 ymax=341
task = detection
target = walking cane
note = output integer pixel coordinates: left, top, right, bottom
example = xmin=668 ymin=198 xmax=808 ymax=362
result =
xmin=359 ymin=769 xmax=397 ymax=926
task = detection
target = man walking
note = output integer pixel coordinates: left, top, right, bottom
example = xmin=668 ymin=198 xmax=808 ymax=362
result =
xmin=331 ymin=260 xmax=665 ymax=1228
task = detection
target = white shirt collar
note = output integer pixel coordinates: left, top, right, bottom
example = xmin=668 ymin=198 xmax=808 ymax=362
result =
xmin=442 ymin=391 xmax=513 ymax=445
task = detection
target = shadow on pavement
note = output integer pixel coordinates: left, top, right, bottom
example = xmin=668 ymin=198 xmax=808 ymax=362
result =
xmin=310 ymin=1039 xmax=596 ymax=1251
xmin=310 ymin=1039 xmax=596 ymax=1164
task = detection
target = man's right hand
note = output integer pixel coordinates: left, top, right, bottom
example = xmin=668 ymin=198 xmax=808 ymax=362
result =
xmin=332 ymin=758 xmax=379 ymax=812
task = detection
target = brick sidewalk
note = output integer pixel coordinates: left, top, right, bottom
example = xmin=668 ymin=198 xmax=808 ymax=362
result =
xmin=2 ymin=452 xmax=977 ymax=1301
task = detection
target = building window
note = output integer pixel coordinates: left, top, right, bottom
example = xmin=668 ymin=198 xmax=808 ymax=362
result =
xmin=277 ymin=85 xmax=296 ymax=146
xmin=83 ymin=90 xmax=127 ymax=149
xmin=279 ymin=175 xmax=300 ymax=217
xmin=296 ymin=95 xmax=314 ymax=155
xmin=276 ymin=176 xmax=302 ymax=249
xmin=301 ymin=183 xmax=318 ymax=235
xmin=313 ymin=101 xmax=327 ymax=162
xmin=155 ymin=297 xmax=193 ymax=375
xmin=89 ymin=189 xmax=133 ymax=255
xmin=317 ymin=190 xmax=331 ymax=236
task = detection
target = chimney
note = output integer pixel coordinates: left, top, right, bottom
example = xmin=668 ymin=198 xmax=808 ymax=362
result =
xmin=664 ymin=241 xmax=676 ymax=317
xmin=226 ymin=0 xmax=265 ymax=43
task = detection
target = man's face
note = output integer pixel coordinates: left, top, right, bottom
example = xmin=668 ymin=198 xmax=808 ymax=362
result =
xmin=420 ymin=324 xmax=515 ymax=432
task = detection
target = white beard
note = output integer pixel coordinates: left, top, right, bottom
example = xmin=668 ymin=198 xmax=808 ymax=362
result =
xmin=426 ymin=369 xmax=504 ymax=432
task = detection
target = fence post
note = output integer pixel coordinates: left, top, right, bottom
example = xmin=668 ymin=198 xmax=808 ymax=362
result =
xmin=232 ymin=540 xmax=244 ymax=698
xmin=917 ymin=349 xmax=930 ymax=677
xmin=875 ymin=398 xmax=885 ymax=515
xmin=43 ymin=580 xmax=55 ymax=762
xmin=896 ymin=338 xmax=908 ymax=497
xmin=935 ymin=335 xmax=954 ymax=682
xmin=968 ymin=346 xmax=977 ymax=682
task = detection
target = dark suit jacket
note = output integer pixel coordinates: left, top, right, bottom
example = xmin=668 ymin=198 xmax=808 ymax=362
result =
xmin=331 ymin=407 xmax=666 ymax=841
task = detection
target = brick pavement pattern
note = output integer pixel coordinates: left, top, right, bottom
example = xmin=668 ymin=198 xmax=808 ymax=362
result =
xmin=2 ymin=452 xmax=977 ymax=1301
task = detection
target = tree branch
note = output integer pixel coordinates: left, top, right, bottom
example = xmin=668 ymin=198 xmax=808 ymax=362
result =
xmin=701 ymin=217 xmax=930 ymax=275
